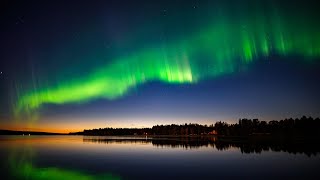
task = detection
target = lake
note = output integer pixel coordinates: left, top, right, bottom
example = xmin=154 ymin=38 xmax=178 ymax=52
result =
xmin=0 ymin=135 xmax=319 ymax=179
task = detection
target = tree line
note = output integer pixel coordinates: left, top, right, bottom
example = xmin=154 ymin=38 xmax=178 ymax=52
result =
xmin=74 ymin=116 xmax=320 ymax=137
xmin=215 ymin=116 xmax=320 ymax=137
xmin=79 ymin=123 xmax=215 ymax=136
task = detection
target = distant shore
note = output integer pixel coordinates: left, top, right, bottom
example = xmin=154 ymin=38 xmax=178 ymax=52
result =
xmin=0 ymin=129 xmax=67 ymax=135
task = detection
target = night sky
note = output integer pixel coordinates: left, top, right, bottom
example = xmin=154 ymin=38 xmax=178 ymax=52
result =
xmin=1 ymin=0 xmax=320 ymax=132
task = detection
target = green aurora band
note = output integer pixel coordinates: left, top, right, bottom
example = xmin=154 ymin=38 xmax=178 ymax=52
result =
xmin=15 ymin=2 xmax=320 ymax=119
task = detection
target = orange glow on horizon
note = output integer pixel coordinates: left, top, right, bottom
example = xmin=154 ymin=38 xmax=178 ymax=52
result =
xmin=1 ymin=116 xmax=249 ymax=133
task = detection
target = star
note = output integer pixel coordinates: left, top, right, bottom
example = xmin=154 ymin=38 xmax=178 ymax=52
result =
xmin=162 ymin=9 xmax=167 ymax=16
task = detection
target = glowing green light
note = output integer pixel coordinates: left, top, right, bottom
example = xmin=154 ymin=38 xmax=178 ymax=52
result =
xmin=9 ymin=145 xmax=121 ymax=180
xmin=14 ymin=2 xmax=320 ymax=118
xmin=18 ymin=163 xmax=120 ymax=180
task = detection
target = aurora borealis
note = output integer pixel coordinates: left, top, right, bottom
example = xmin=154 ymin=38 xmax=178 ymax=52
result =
xmin=1 ymin=0 xmax=320 ymax=132
xmin=13 ymin=1 xmax=320 ymax=115
xmin=2 ymin=1 xmax=320 ymax=180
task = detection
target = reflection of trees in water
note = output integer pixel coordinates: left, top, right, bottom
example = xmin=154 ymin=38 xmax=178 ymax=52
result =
xmin=83 ymin=136 xmax=217 ymax=149
xmin=152 ymin=139 xmax=215 ymax=149
xmin=83 ymin=138 xmax=152 ymax=145
xmin=83 ymin=137 xmax=320 ymax=157
xmin=215 ymin=141 xmax=320 ymax=157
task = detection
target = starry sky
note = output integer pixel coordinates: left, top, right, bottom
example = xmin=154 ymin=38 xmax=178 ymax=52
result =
xmin=1 ymin=0 xmax=320 ymax=132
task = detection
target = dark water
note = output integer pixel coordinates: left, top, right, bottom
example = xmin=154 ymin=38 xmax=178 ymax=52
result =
xmin=0 ymin=135 xmax=319 ymax=180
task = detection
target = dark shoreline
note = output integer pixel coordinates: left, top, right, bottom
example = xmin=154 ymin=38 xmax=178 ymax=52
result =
xmin=0 ymin=130 xmax=67 ymax=135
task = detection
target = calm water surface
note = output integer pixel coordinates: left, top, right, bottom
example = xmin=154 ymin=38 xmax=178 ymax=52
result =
xmin=0 ymin=135 xmax=319 ymax=180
